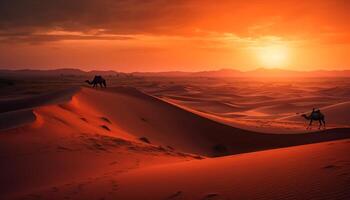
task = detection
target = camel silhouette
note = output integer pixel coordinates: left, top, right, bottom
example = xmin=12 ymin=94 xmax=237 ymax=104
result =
xmin=85 ymin=76 xmax=107 ymax=88
xmin=301 ymin=109 xmax=326 ymax=130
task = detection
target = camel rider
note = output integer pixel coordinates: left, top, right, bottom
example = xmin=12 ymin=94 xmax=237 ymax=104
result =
xmin=311 ymin=108 xmax=320 ymax=118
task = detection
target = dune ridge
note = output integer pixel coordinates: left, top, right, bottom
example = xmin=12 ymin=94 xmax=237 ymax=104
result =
xmin=0 ymin=87 xmax=80 ymax=131
xmin=284 ymin=101 xmax=350 ymax=126
xmin=1 ymin=86 xmax=350 ymax=200
xmin=0 ymin=87 xmax=80 ymax=113
xmin=32 ymin=139 xmax=349 ymax=200
xmin=2 ymin=86 xmax=350 ymax=156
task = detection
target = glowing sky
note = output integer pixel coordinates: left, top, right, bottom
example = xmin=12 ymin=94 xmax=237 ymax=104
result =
xmin=0 ymin=0 xmax=349 ymax=72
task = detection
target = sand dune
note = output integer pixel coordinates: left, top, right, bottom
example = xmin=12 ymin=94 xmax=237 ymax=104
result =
xmin=71 ymin=87 xmax=350 ymax=157
xmin=0 ymin=87 xmax=202 ymax=199
xmin=1 ymin=85 xmax=350 ymax=200
xmin=15 ymin=139 xmax=350 ymax=200
xmin=0 ymin=87 xmax=79 ymax=113
xmin=163 ymin=97 xmax=247 ymax=114
xmin=321 ymin=101 xmax=350 ymax=125
xmin=1 ymin=86 xmax=347 ymax=156
xmin=0 ymin=109 xmax=36 ymax=130
xmin=0 ymin=87 xmax=80 ymax=130
xmin=151 ymin=81 xmax=348 ymax=133
xmin=285 ymin=101 xmax=350 ymax=126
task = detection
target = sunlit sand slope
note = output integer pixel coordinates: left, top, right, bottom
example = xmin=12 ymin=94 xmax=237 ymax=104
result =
xmin=74 ymin=87 xmax=350 ymax=156
xmin=18 ymin=139 xmax=350 ymax=200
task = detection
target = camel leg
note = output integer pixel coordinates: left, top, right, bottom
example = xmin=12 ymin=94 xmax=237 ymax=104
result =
xmin=322 ymin=119 xmax=326 ymax=129
xmin=318 ymin=120 xmax=322 ymax=129
xmin=307 ymin=120 xmax=313 ymax=130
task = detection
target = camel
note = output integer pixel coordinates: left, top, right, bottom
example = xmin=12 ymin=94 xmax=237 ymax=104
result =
xmin=85 ymin=75 xmax=107 ymax=88
xmin=301 ymin=109 xmax=326 ymax=130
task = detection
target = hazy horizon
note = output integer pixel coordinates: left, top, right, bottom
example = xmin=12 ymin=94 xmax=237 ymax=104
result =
xmin=1 ymin=66 xmax=350 ymax=73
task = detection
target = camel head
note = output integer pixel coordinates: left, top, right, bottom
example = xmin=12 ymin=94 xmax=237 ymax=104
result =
xmin=85 ymin=80 xmax=92 ymax=84
xmin=301 ymin=114 xmax=310 ymax=120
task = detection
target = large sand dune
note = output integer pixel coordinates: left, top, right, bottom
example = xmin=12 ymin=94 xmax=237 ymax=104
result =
xmin=72 ymin=87 xmax=350 ymax=156
xmin=1 ymin=85 xmax=349 ymax=200
xmin=27 ymin=139 xmax=350 ymax=200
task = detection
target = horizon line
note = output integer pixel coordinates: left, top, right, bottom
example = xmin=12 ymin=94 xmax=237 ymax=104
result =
xmin=1 ymin=67 xmax=350 ymax=74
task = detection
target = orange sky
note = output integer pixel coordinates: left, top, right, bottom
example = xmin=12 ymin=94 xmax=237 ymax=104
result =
xmin=0 ymin=0 xmax=349 ymax=72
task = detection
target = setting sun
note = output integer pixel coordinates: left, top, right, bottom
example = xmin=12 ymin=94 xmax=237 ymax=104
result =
xmin=257 ymin=45 xmax=289 ymax=68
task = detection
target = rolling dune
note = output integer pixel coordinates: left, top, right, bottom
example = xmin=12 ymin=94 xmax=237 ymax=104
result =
xmin=0 ymin=87 xmax=202 ymax=199
xmin=285 ymin=101 xmax=350 ymax=126
xmin=73 ymin=87 xmax=350 ymax=156
xmin=1 ymin=86 xmax=350 ymax=200
xmin=27 ymin=139 xmax=350 ymax=200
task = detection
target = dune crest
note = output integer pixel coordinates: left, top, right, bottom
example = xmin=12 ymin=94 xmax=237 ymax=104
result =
xmin=0 ymin=87 xmax=80 ymax=130
xmin=1 ymin=86 xmax=350 ymax=199
xmin=65 ymin=87 xmax=350 ymax=156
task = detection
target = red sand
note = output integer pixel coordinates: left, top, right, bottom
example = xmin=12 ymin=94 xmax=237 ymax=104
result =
xmin=0 ymin=86 xmax=349 ymax=200
xmin=29 ymin=139 xmax=349 ymax=200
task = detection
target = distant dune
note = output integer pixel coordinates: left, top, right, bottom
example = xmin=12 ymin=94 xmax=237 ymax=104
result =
xmin=133 ymin=68 xmax=350 ymax=77
xmin=2 ymin=68 xmax=350 ymax=78
xmin=0 ymin=68 xmax=123 ymax=77
xmin=0 ymin=87 xmax=79 ymax=113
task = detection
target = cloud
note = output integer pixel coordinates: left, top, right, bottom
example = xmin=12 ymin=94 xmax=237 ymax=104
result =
xmin=0 ymin=28 xmax=135 ymax=44
xmin=0 ymin=0 xmax=349 ymax=43
xmin=5 ymin=1 xmax=196 ymax=31
xmin=0 ymin=0 xmax=196 ymax=42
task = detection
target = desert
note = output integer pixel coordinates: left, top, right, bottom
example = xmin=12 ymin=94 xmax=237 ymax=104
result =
xmin=0 ymin=70 xmax=349 ymax=199
xmin=1 ymin=1 xmax=350 ymax=199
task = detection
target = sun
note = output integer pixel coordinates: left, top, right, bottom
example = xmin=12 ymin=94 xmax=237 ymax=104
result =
xmin=256 ymin=45 xmax=288 ymax=68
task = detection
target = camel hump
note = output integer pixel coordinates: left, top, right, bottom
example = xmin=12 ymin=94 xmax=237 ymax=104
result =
xmin=93 ymin=75 xmax=105 ymax=81
xmin=311 ymin=112 xmax=318 ymax=118
xmin=311 ymin=110 xmax=324 ymax=119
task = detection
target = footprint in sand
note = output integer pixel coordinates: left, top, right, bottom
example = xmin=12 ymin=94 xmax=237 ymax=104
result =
xmin=100 ymin=117 xmax=112 ymax=124
xmin=53 ymin=116 xmax=69 ymax=126
xmin=202 ymin=193 xmax=221 ymax=200
xmin=57 ymin=145 xmax=74 ymax=152
xmin=80 ymin=117 xmax=88 ymax=122
xmin=100 ymin=125 xmax=111 ymax=131
xmin=167 ymin=145 xmax=175 ymax=150
xmin=166 ymin=191 xmax=182 ymax=199
xmin=59 ymin=104 xmax=73 ymax=112
xmin=140 ymin=117 xmax=148 ymax=122
xmin=139 ymin=137 xmax=151 ymax=144
xmin=323 ymin=164 xmax=342 ymax=170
